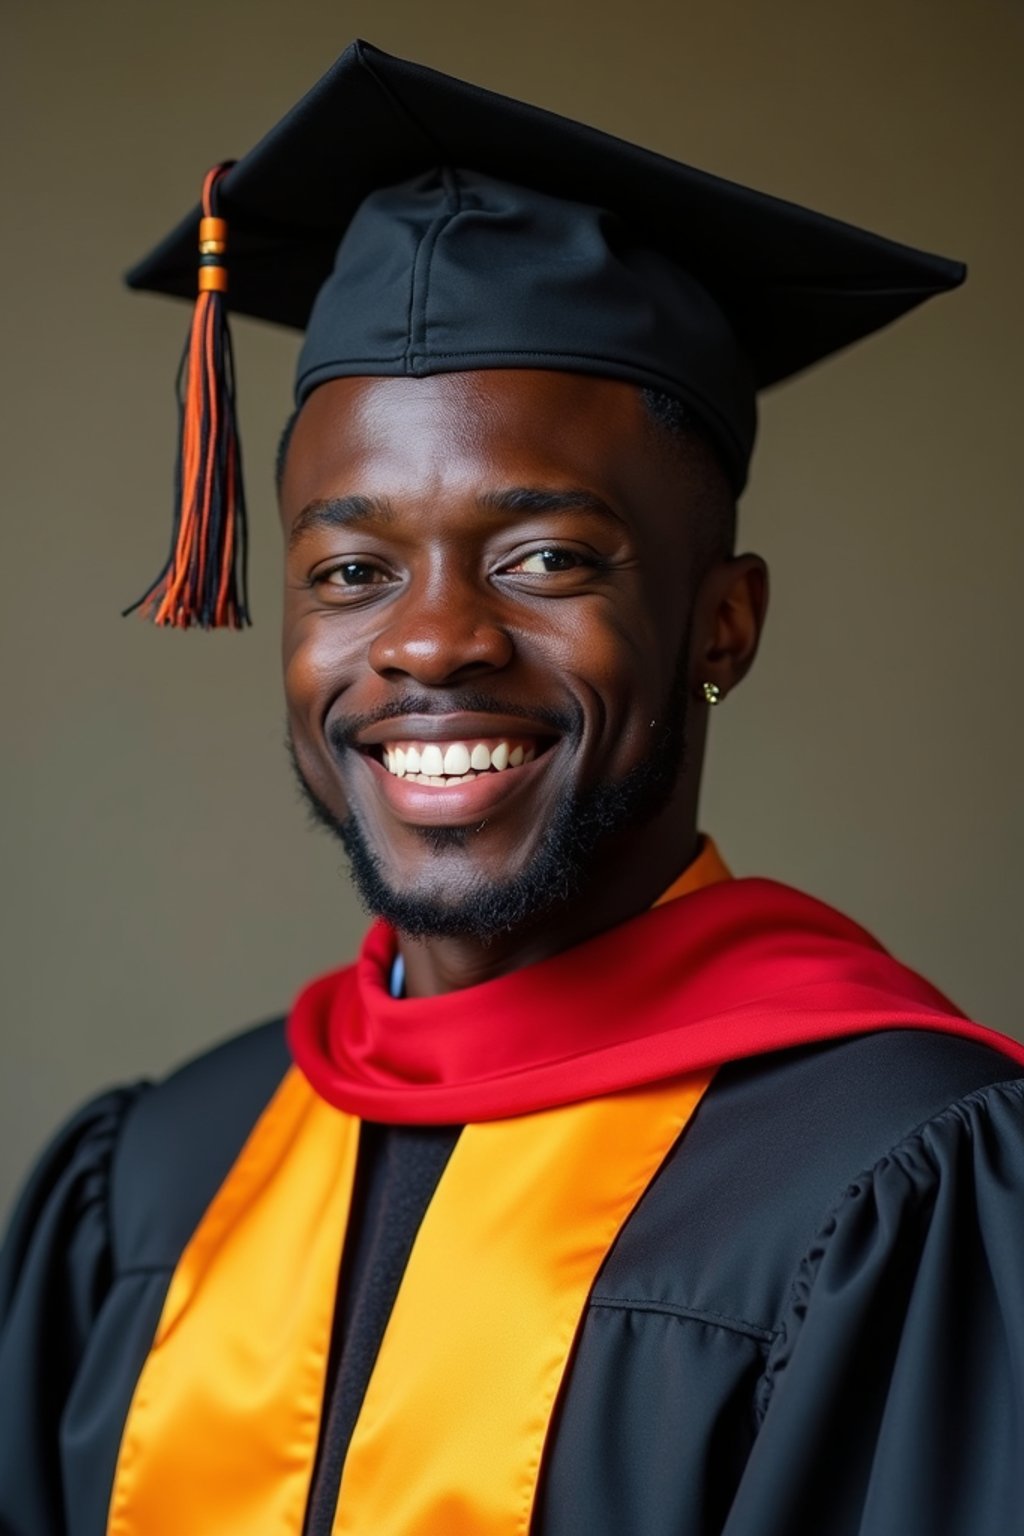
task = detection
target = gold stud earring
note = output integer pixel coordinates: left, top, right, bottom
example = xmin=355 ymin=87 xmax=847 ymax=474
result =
xmin=702 ymin=681 xmax=722 ymax=706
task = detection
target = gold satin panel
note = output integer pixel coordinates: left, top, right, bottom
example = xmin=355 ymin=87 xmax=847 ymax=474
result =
xmin=106 ymin=1068 xmax=360 ymax=1535
xmin=332 ymin=1071 xmax=714 ymax=1534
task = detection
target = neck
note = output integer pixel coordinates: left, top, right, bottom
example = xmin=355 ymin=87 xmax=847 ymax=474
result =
xmin=398 ymin=814 xmax=702 ymax=998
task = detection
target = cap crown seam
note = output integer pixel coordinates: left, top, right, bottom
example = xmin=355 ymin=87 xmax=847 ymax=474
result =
xmin=406 ymin=167 xmax=463 ymax=370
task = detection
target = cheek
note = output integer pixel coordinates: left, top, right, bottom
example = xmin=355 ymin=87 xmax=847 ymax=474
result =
xmin=544 ymin=597 xmax=674 ymax=767
xmin=282 ymin=623 xmax=363 ymax=817
xmin=282 ymin=615 xmax=357 ymax=738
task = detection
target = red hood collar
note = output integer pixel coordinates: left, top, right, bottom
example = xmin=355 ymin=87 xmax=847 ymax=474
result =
xmin=288 ymin=852 xmax=1024 ymax=1123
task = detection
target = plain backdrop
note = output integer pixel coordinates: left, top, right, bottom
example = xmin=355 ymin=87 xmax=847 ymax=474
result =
xmin=2 ymin=0 xmax=1022 ymax=1212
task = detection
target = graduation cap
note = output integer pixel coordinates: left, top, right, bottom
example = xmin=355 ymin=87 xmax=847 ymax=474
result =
xmin=125 ymin=38 xmax=965 ymax=629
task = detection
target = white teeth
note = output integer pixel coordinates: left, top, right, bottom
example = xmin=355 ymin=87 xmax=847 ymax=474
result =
xmin=443 ymin=742 xmax=471 ymax=776
xmin=381 ymin=737 xmax=542 ymax=779
xmin=420 ymin=744 xmax=445 ymax=775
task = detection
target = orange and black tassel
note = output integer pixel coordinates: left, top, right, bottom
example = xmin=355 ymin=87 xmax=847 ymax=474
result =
xmin=125 ymin=163 xmax=250 ymax=629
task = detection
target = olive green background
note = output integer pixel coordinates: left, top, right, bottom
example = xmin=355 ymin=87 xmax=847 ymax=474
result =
xmin=3 ymin=0 xmax=1022 ymax=1211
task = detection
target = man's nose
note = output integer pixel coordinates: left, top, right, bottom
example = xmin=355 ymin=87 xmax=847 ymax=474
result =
xmin=367 ymin=584 xmax=515 ymax=687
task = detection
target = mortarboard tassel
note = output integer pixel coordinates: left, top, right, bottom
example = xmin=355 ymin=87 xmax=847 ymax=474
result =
xmin=125 ymin=164 xmax=250 ymax=628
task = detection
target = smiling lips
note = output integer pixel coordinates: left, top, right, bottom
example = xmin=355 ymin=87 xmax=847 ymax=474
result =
xmin=380 ymin=737 xmax=538 ymax=786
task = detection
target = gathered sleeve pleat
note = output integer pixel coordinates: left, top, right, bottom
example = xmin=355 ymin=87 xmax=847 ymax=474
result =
xmin=0 ymin=1086 xmax=143 ymax=1536
xmin=723 ymin=1078 xmax=1024 ymax=1536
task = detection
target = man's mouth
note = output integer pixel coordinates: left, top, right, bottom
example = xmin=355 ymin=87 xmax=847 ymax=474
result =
xmin=347 ymin=714 xmax=564 ymax=825
xmin=373 ymin=735 xmax=540 ymax=786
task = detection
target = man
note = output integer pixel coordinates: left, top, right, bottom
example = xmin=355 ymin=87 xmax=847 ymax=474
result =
xmin=2 ymin=39 xmax=1023 ymax=1536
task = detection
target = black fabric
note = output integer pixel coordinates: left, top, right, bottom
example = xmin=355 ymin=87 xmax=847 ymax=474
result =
xmin=125 ymin=40 xmax=965 ymax=494
xmin=293 ymin=165 xmax=756 ymax=487
xmin=536 ymin=1030 xmax=1024 ymax=1535
xmin=0 ymin=1086 xmax=141 ymax=1536
xmin=304 ymin=1121 xmax=460 ymax=1535
xmin=0 ymin=1020 xmax=290 ymax=1536
xmin=109 ymin=1017 xmax=291 ymax=1271
xmin=3 ymin=1025 xmax=1024 ymax=1535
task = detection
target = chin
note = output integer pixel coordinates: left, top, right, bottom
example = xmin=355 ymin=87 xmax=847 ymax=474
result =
xmin=340 ymin=812 xmax=574 ymax=941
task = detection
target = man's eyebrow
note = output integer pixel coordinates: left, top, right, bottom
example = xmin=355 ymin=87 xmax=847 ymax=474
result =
xmin=479 ymin=486 xmax=624 ymax=525
xmin=289 ymin=486 xmax=622 ymax=549
xmin=288 ymin=495 xmax=394 ymax=550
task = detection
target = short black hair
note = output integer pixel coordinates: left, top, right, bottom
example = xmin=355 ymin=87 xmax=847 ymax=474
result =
xmin=276 ymin=384 xmax=737 ymax=558
xmin=638 ymin=386 xmax=737 ymax=562
xmin=276 ymin=405 xmax=301 ymax=491
xmin=640 ymin=386 xmax=721 ymax=465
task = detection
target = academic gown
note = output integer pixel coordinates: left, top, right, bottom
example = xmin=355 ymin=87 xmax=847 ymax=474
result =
xmin=3 ymin=1016 xmax=1024 ymax=1535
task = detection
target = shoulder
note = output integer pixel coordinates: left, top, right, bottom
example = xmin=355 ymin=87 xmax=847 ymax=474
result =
xmin=756 ymin=1070 xmax=1024 ymax=1441
xmin=4 ymin=1018 xmax=293 ymax=1295
xmin=109 ymin=1016 xmax=292 ymax=1272
xmin=599 ymin=1029 xmax=1024 ymax=1329
xmin=0 ymin=1083 xmax=143 ymax=1320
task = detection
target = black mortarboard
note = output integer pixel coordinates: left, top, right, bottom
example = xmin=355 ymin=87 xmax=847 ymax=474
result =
xmin=125 ymin=38 xmax=964 ymax=628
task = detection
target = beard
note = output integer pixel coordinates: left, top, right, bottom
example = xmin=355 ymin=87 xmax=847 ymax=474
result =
xmin=288 ymin=663 xmax=691 ymax=943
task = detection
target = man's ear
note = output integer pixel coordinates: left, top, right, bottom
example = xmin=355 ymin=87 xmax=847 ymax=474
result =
xmin=689 ymin=554 xmax=769 ymax=702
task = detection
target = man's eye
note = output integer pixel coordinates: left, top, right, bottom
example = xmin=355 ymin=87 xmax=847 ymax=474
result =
xmin=508 ymin=549 xmax=585 ymax=575
xmin=321 ymin=561 xmax=389 ymax=587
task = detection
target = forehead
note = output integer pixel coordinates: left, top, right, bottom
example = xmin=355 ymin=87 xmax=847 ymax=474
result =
xmin=279 ymin=370 xmax=684 ymax=528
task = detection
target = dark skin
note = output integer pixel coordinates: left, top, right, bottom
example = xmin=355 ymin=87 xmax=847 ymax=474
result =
xmin=280 ymin=370 xmax=768 ymax=997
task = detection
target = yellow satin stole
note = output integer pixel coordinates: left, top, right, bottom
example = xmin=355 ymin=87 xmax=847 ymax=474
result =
xmin=107 ymin=842 xmax=728 ymax=1534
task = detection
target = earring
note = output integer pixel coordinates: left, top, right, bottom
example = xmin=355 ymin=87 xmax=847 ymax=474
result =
xmin=702 ymin=681 xmax=722 ymax=706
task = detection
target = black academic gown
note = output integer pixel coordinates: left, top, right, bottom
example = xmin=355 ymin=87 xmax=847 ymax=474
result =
xmin=2 ymin=1019 xmax=1024 ymax=1536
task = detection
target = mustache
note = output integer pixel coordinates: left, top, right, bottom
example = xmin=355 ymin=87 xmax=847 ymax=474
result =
xmin=326 ymin=691 xmax=581 ymax=753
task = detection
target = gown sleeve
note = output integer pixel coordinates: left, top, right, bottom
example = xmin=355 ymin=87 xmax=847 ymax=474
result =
xmin=722 ymin=1076 xmax=1024 ymax=1536
xmin=0 ymin=1085 xmax=143 ymax=1536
